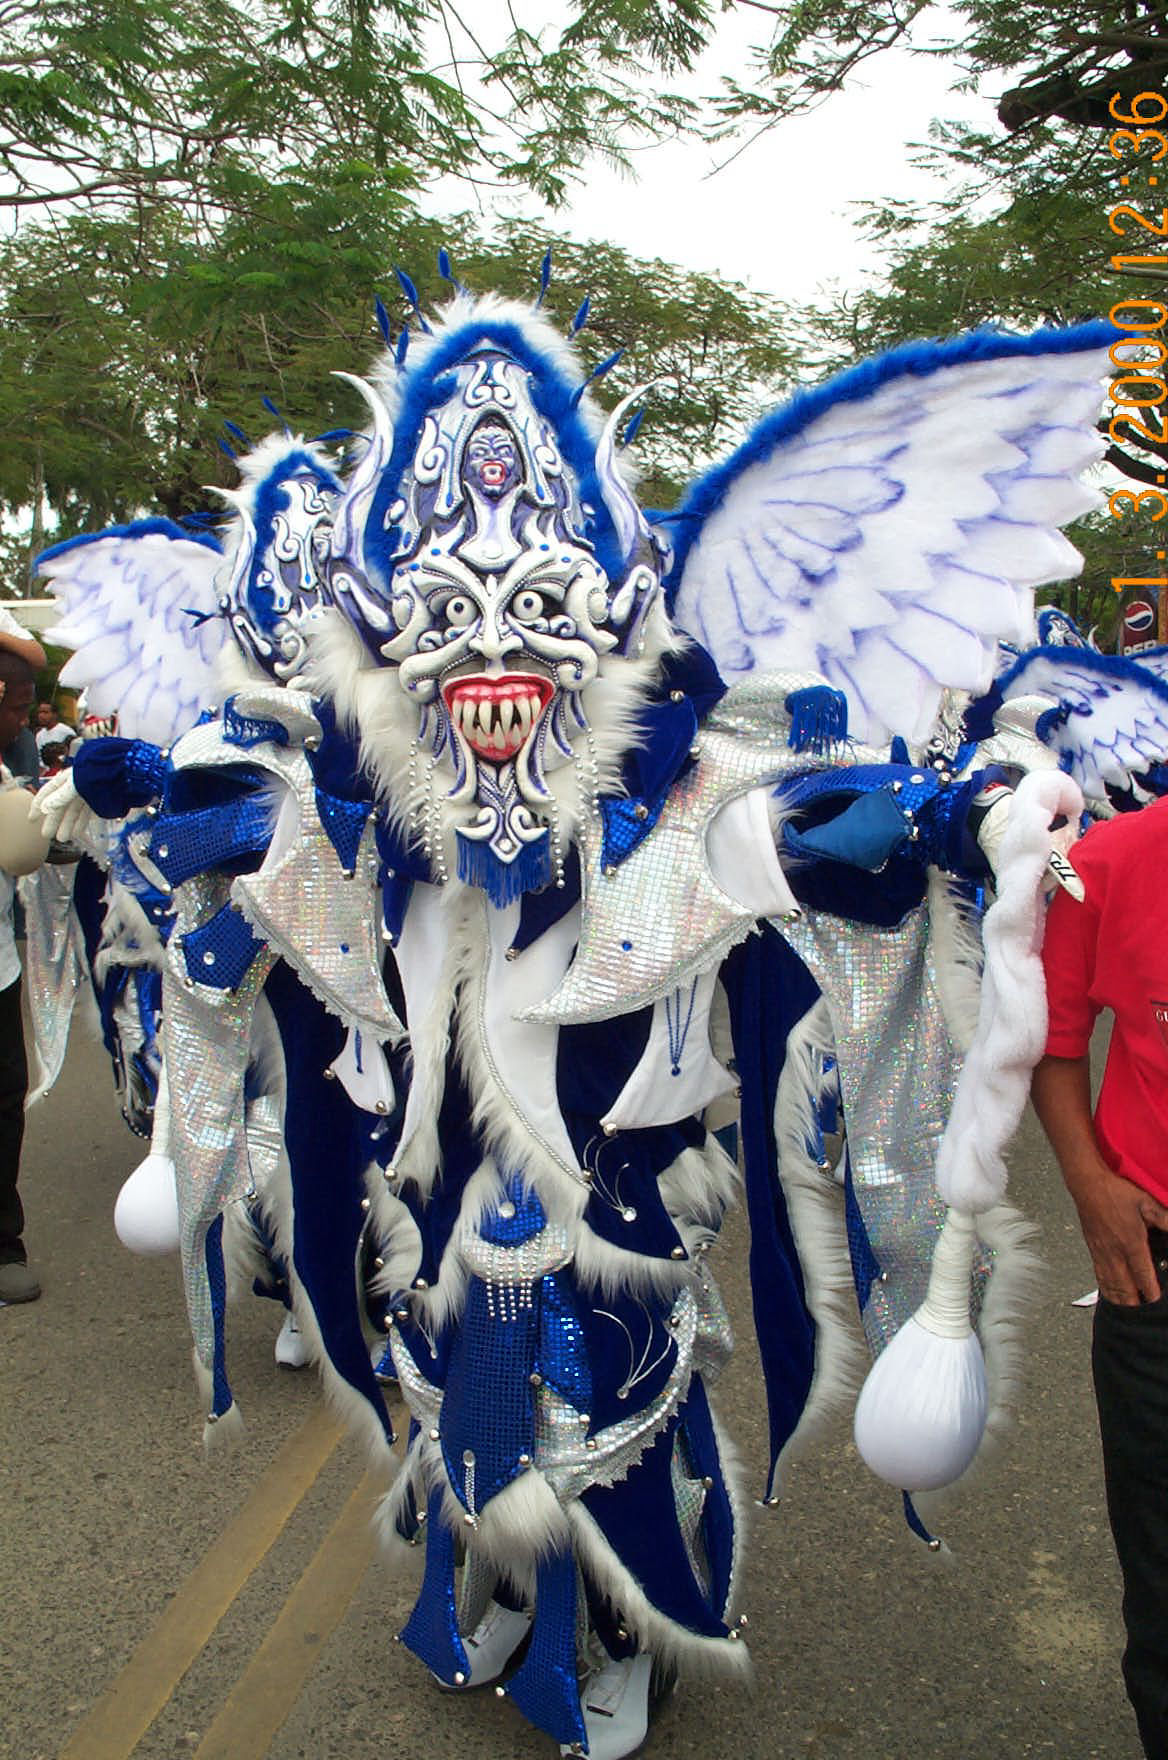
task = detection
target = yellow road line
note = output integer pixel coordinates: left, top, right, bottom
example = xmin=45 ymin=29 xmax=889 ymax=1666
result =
xmin=191 ymin=1471 xmax=378 ymax=1760
xmin=57 ymin=1402 xmax=345 ymax=1760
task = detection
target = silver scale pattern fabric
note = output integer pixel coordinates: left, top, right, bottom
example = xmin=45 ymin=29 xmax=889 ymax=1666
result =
xmin=524 ymin=676 xmax=873 ymax=1027
xmin=19 ymin=864 xmax=88 ymax=1103
xmin=780 ymin=903 xmax=955 ymax=1356
xmin=163 ymin=869 xmax=276 ymax=1370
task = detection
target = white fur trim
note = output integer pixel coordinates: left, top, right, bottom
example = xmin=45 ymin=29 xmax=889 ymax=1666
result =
xmin=935 ymin=770 xmax=1083 ymax=1211
xmin=567 ymin=1502 xmax=753 ymax=1682
xmin=926 ymin=867 xmax=983 ymax=1056
xmin=770 ymin=998 xmax=869 ymax=1480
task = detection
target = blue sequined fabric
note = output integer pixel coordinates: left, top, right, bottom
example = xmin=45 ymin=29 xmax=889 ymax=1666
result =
xmin=504 ymin=1549 xmax=587 ymax=1749
xmin=399 ymin=1488 xmax=470 ymax=1685
xmin=314 ymin=788 xmax=372 ymax=874
xmin=181 ymin=903 xmax=266 ymax=989
xmin=149 ymin=796 xmax=273 ymax=887
xmin=598 ymin=793 xmax=667 ymax=869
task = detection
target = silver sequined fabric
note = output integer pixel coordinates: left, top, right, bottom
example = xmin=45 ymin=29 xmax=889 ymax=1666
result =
xmin=18 ymin=864 xmax=87 ymax=1102
xmin=780 ymin=905 xmax=955 ymax=1354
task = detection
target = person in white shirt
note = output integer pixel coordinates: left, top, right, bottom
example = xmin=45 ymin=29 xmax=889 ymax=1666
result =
xmin=34 ymin=702 xmax=73 ymax=763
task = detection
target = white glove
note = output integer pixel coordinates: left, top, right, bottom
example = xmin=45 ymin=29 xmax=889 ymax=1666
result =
xmin=30 ymin=770 xmax=99 ymax=845
xmin=973 ymin=783 xmax=1084 ymax=901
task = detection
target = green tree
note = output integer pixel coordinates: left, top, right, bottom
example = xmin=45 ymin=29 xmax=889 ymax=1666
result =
xmin=3 ymin=198 xmax=797 ymax=582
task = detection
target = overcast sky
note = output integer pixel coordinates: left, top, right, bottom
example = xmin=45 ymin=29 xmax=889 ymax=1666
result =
xmin=429 ymin=6 xmax=990 ymax=307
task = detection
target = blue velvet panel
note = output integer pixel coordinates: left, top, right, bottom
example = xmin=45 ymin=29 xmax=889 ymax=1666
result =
xmin=580 ymin=1399 xmax=728 ymax=1639
xmin=262 ymin=959 xmax=394 ymax=1444
xmin=720 ymin=927 xmax=818 ymax=1499
xmin=571 ymin=1279 xmax=679 ymax=1432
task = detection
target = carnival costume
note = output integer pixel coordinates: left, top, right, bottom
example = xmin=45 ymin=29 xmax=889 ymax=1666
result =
xmin=32 ymin=288 xmax=1122 ymax=1757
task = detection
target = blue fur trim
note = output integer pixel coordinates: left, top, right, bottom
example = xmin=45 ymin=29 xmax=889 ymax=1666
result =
xmin=366 ymin=318 xmax=628 ymax=591
xmin=663 ymin=320 xmax=1118 ymax=603
xmin=37 ymin=516 xmax=222 ymax=569
xmin=785 ymin=684 xmax=848 ymax=754
xmin=456 ymin=830 xmax=551 ymax=904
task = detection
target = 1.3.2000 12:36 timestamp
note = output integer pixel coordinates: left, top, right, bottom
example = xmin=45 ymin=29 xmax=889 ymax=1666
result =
xmin=1107 ymin=89 xmax=1168 ymax=610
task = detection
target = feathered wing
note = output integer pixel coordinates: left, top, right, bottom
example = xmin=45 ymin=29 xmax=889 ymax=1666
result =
xmin=998 ymin=645 xmax=1168 ymax=797
xmin=666 ymin=325 xmax=1113 ymax=747
xmin=38 ymin=520 xmax=227 ymax=747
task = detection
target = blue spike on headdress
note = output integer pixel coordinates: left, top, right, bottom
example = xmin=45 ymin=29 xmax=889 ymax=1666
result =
xmin=261 ymin=395 xmax=281 ymax=419
xmin=218 ymin=439 xmax=237 ymax=460
xmin=395 ymin=266 xmax=419 ymax=308
xmin=437 ymin=247 xmax=453 ymax=283
xmin=570 ymin=295 xmax=590 ymax=334
xmin=570 ymin=347 xmax=623 ymax=408
xmin=224 ymin=420 xmax=250 ymax=447
xmin=310 ymin=427 xmax=354 ymax=446
xmin=374 ymin=295 xmax=393 ymax=345
xmin=536 ymin=247 xmax=553 ymax=307
xmin=620 ymin=408 xmax=644 ymax=447
xmin=396 ymin=327 xmax=411 ymax=367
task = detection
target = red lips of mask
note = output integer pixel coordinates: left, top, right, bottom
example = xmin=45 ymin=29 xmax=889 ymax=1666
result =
xmin=442 ymin=674 xmax=554 ymax=761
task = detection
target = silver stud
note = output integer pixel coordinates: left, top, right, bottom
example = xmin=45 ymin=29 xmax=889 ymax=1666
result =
xmin=498 ymin=1200 xmax=516 ymax=1220
xmin=157 ymin=844 xmax=169 ymax=859
xmin=375 ymin=1100 xmax=389 ymax=1116
xmin=206 ymin=1410 xmax=218 ymax=1424
xmin=892 ymin=779 xmax=903 ymax=793
xmin=385 ymin=1166 xmax=398 ymax=1183
xmin=428 ymin=1427 xmax=440 ymax=1441
xmin=202 ymin=951 xmax=215 ymax=966
xmin=414 ymin=1277 xmax=428 ymax=1291
xmin=505 ymin=947 xmax=518 ymax=961
xmin=383 ymin=1314 xmax=393 ymax=1331
xmin=529 ymin=1372 xmax=543 ymax=1388
xmin=342 ymin=868 xmax=355 ymax=880
xmin=518 ymin=1452 xmax=532 ymax=1466
xmin=373 ymin=1255 xmax=385 ymax=1270
xmin=453 ymin=1671 xmax=466 ymax=1686
xmin=634 ymin=803 xmax=649 ymax=820
xmin=586 ymin=1438 xmax=597 ymax=1449
xmin=305 ymin=735 xmax=321 ymax=751
xmin=738 ymin=1614 xmax=749 ymax=1628
xmin=463 ymin=1512 xmax=475 ymax=1527
xmin=728 ymin=1629 xmax=739 ymax=1642
xmin=670 ymin=1245 xmax=684 ymax=1259
xmin=495 ymin=1686 xmax=506 ymax=1699
xmin=702 ymin=1475 xmax=715 ymax=1489
xmin=602 ymin=1122 xmax=617 ymax=1137
xmin=603 ymin=864 xmax=616 ymax=878
xmin=670 ymin=690 xmax=684 ymax=703
xmin=323 ymin=1066 xmax=337 ymax=1081
xmin=381 ymin=927 xmax=394 ymax=942
xmin=622 ymin=1206 xmax=637 ymax=1222
xmin=910 ymin=772 xmax=925 ymax=784
xmin=360 ymin=1197 xmax=371 ymax=1212
xmin=939 ymin=770 xmax=952 ymax=785
xmin=578 ymin=1412 xmax=590 ymax=1427
xmin=395 ymin=1308 xmax=409 ymax=1321
xmin=928 ymin=1538 xmax=942 ymax=1553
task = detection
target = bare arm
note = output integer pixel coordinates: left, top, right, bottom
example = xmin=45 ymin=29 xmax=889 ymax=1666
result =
xmin=0 ymin=626 xmax=46 ymax=671
xmin=1031 ymin=1053 xmax=1168 ymax=1304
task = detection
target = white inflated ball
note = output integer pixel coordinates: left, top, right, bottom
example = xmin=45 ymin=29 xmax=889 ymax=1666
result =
xmin=114 ymin=1153 xmax=180 ymax=1255
xmin=853 ymin=1318 xmax=988 ymax=1491
xmin=0 ymin=788 xmax=51 ymax=876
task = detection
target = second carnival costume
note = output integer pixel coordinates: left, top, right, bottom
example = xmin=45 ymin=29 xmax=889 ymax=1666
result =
xmin=32 ymin=288 xmax=1131 ymax=1756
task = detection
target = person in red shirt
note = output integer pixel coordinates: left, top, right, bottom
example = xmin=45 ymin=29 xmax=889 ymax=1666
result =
xmin=1032 ymin=794 xmax=1168 ymax=1760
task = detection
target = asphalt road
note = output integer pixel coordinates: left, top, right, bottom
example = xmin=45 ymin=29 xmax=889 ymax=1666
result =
xmin=1 ymin=1021 xmax=1142 ymax=1760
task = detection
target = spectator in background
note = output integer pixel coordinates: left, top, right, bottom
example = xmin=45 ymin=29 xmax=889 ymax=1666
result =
xmin=34 ymin=702 xmax=72 ymax=775
xmin=0 ymin=645 xmax=42 ymax=1301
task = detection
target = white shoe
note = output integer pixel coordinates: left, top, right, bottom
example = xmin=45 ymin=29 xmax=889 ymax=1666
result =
xmin=274 ymin=1311 xmax=311 ymax=1368
xmin=561 ymin=1651 xmax=653 ymax=1760
xmin=443 ymin=1599 xmax=532 ymax=1689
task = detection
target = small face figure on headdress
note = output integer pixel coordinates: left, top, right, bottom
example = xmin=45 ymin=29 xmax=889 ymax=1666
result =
xmin=463 ymin=422 xmax=521 ymax=500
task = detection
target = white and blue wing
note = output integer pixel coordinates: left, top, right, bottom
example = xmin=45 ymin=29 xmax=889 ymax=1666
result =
xmin=667 ymin=325 xmax=1113 ymax=746
xmin=998 ymin=645 xmax=1168 ymax=798
xmin=1132 ymin=643 xmax=1168 ymax=684
xmin=38 ymin=519 xmax=227 ymax=747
